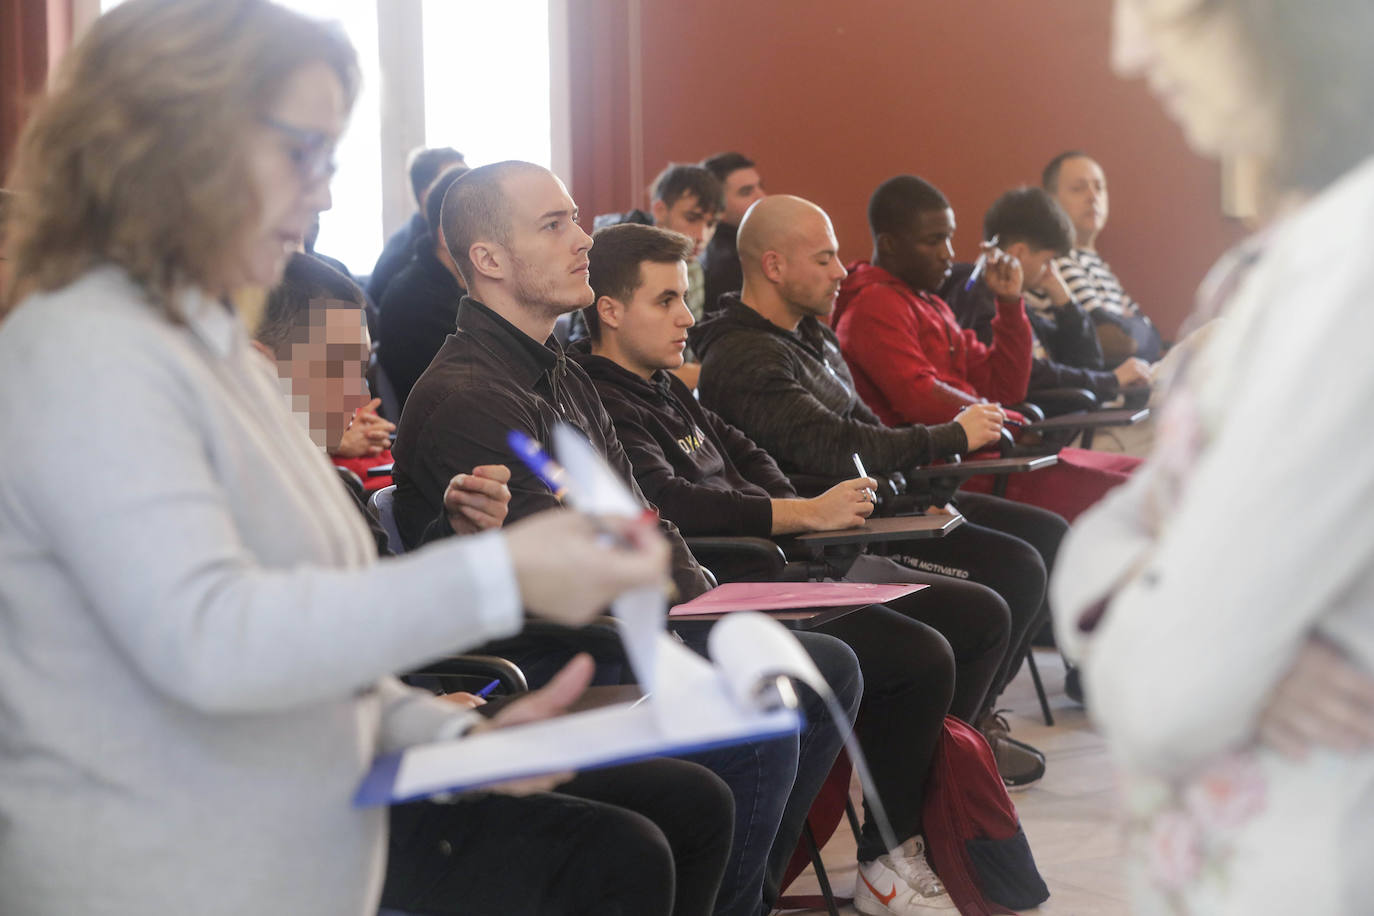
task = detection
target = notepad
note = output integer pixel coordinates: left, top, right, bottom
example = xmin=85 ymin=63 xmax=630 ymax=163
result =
xmin=356 ymin=616 xmax=812 ymax=806
xmin=669 ymin=581 xmax=924 ymax=616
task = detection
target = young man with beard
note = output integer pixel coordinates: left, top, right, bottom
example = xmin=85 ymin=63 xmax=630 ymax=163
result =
xmin=389 ymin=160 xmax=864 ymax=916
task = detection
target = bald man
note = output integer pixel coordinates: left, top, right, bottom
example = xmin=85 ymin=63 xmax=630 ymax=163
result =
xmin=390 ymin=163 xmax=863 ymax=916
xmin=691 ymin=195 xmax=1072 ymax=787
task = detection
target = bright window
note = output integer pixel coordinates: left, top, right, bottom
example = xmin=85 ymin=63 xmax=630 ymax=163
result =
xmin=422 ymin=0 xmax=552 ymax=169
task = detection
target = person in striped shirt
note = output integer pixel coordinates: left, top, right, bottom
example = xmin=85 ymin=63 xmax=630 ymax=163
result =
xmin=1038 ymin=152 xmax=1165 ymax=366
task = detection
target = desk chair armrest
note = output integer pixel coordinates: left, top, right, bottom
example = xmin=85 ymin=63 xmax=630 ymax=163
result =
xmin=685 ymin=535 xmax=789 ymax=582
xmin=1020 ymin=387 xmax=1098 ymax=418
xmin=403 ymin=653 xmax=530 ymax=701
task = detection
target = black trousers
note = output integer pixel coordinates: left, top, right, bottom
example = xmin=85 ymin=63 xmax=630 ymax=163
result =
xmin=380 ymin=757 xmax=734 ymax=916
xmin=816 ymin=556 xmax=1010 ymax=861
xmin=888 ymin=491 xmax=1068 ymax=701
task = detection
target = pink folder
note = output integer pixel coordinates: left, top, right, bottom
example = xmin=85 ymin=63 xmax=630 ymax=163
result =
xmin=669 ymin=581 xmax=926 ymax=617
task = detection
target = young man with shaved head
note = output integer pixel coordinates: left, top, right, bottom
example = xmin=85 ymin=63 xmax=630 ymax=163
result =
xmin=691 ymin=195 xmax=1071 ymax=792
xmin=390 ymin=161 xmax=864 ymax=916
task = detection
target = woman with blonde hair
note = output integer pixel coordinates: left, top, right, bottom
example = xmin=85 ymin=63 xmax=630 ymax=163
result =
xmin=0 ymin=2 xmax=716 ymax=914
xmin=1053 ymin=0 xmax=1374 ymax=912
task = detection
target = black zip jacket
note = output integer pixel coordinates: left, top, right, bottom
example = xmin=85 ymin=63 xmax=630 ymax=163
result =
xmin=391 ymin=297 xmax=711 ymax=601
xmin=688 ymin=294 xmax=966 ymax=489
xmin=572 ymin=348 xmax=796 ymax=537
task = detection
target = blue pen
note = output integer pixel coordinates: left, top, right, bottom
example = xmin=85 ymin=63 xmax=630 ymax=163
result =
xmin=507 ymin=429 xmax=569 ymax=500
xmin=963 ymin=233 xmax=1000 ymax=291
xmin=475 ymin=679 xmax=501 ymax=699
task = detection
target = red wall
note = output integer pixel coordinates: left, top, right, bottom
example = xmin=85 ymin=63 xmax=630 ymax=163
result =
xmin=568 ymin=0 xmax=1245 ymax=340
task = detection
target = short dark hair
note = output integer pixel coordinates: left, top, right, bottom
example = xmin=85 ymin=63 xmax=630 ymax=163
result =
xmin=408 ymin=146 xmax=466 ymax=206
xmin=700 ymin=151 xmax=755 ymax=183
xmin=440 ymin=160 xmax=548 ymax=290
xmin=257 ymin=252 xmax=365 ymax=358
xmin=982 ymin=188 xmax=1074 ymax=256
xmin=1041 ymin=151 xmax=1090 ymax=193
xmin=867 ymin=175 xmax=950 ymax=238
xmin=649 ymin=164 xmax=724 ymax=213
xmin=424 ymin=165 xmax=470 ymax=237
xmin=582 ymin=223 xmax=695 ymax=343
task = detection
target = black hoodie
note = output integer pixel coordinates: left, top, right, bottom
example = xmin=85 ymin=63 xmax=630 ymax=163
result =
xmin=378 ymin=231 xmax=464 ymax=412
xmin=688 ymin=294 xmax=967 ymax=491
xmin=391 ymin=298 xmax=711 ymax=601
xmin=572 ymin=348 xmax=796 ymax=537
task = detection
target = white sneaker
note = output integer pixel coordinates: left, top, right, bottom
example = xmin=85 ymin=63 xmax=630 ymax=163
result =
xmin=853 ymin=835 xmax=956 ymax=915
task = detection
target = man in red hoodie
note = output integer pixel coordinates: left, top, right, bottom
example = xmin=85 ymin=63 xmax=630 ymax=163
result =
xmin=833 ymin=175 xmax=1032 ymax=427
xmin=834 ymin=175 xmax=1137 ymax=525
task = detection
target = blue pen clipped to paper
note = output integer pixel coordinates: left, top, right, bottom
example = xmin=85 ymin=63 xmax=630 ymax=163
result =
xmin=507 ymin=429 xmax=569 ymax=500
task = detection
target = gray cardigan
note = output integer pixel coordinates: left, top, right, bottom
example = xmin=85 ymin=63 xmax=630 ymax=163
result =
xmin=0 ymin=267 xmax=522 ymax=915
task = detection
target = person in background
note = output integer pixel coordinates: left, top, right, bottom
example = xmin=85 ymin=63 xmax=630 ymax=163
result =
xmin=367 ymin=144 xmax=466 ymax=304
xmin=587 ymin=163 xmax=724 ymax=389
xmin=1052 ymin=0 xmax=1374 ymax=911
xmin=700 ymin=151 xmax=766 ymax=312
xmin=0 ymin=3 xmax=689 ymax=913
xmin=1039 ymin=151 xmax=1164 ymax=365
xmin=377 ymin=163 xmax=469 ymax=413
xmin=941 ymin=187 xmax=1152 ymax=409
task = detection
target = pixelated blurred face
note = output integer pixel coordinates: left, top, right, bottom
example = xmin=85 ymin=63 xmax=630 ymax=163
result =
xmin=613 ymin=260 xmax=694 ymax=374
xmin=892 ymin=208 xmax=957 ymax=293
xmin=778 ymin=213 xmax=847 ymax=319
xmin=502 ymin=170 xmax=596 ymax=313
xmin=654 ymin=194 xmax=720 ymax=257
xmin=1112 ymin=0 xmax=1275 ymax=161
xmin=722 ymin=167 xmax=765 ymax=226
xmin=283 ymin=302 xmax=371 ymax=449
xmin=238 ymin=61 xmax=345 ymax=290
xmin=1052 ymin=157 xmax=1109 ymax=246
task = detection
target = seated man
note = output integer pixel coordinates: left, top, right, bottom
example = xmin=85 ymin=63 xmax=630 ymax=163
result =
xmin=378 ymin=164 xmax=471 ymax=415
xmin=254 ymin=252 xmax=396 ymax=489
xmin=367 ymin=145 xmax=466 ymax=305
xmin=575 ymin=221 xmax=1017 ymax=907
xmin=390 ymin=160 xmax=863 ymax=916
xmin=833 ymin=175 xmax=1139 ymax=523
xmin=693 ymin=194 xmax=1071 ymax=787
xmin=941 ymin=188 xmax=1152 ymax=409
xmin=1039 ymin=151 xmax=1164 ymax=365
xmin=588 ymin=163 xmax=724 ymax=389
xmin=700 ymin=151 xmax=767 ymax=313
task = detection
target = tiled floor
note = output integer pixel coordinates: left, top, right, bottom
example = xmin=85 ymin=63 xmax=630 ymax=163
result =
xmin=780 ymin=649 xmax=1130 ymax=915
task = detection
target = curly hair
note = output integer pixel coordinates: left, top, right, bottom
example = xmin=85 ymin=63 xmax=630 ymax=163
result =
xmin=2 ymin=0 xmax=358 ymax=319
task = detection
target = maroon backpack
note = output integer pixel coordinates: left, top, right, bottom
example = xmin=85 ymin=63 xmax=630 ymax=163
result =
xmin=923 ymin=716 xmax=1050 ymax=914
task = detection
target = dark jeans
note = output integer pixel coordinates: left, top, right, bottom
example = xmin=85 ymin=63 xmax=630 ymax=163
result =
xmin=677 ymin=629 xmax=861 ymax=916
xmin=470 ymin=628 xmax=862 ymax=916
xmin=381 ymin=757 xmax=733 ymax=915
xmin=889 ymin=491 xmax=1067 ymax=701
xmin=816 ymin=556 xmax=1009 ymax=861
